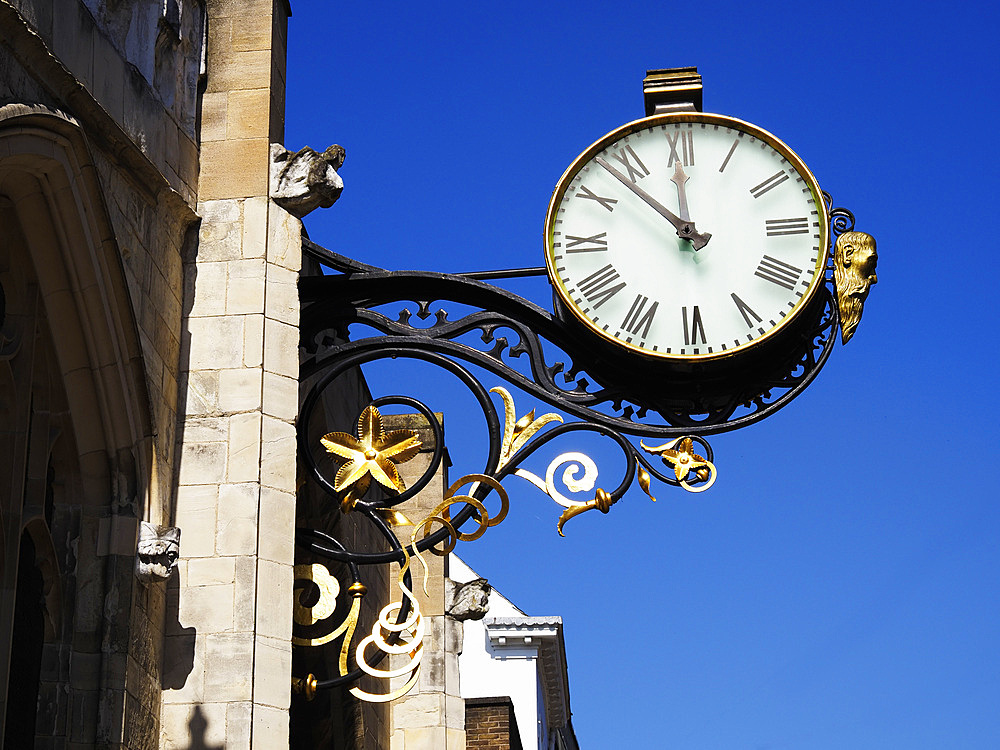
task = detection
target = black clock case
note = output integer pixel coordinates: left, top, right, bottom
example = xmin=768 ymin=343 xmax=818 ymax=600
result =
xmin=551 ymin=288 xmax=832 ymax=430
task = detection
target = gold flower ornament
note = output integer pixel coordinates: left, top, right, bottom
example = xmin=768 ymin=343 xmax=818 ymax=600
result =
xmin=320 ymin=406 xmax=422 ymax=510
xmin=640 ymin=437 xmax=717 ymax=493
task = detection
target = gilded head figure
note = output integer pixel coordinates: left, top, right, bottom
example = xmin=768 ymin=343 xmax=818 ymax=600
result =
xmin=833 ymin=231 xmax=878 ymax=344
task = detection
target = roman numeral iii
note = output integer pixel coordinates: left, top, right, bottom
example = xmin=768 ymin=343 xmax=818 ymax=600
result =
xmin=577 ymin=264 xmax=626 ymax=309
xmin=621 ymin=294 xmax=658 ymax=338
xmin=682 ymin=305 xmax=707 ymax=346
xmin=765 ymin=218 xmax=809 ymax=236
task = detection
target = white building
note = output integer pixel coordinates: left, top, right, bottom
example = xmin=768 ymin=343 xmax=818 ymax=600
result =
xmin=451 ymin=556 xmax=580 ymax=750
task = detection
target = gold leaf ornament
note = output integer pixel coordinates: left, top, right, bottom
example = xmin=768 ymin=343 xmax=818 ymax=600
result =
xmin=320 ymin=406 xmax=422 ymax=509
xmin=490 ymin=387 xmax=563 ymax=468
xmin=637 ymin=466 xmax=656 ymax=502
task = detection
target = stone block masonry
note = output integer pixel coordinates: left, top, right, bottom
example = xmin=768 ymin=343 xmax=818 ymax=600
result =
xmin=163 ymin=1 xmax=297 ymax=748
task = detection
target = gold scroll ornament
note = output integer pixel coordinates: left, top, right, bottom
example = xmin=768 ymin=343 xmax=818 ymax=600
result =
xmin=292 ymin=473 xmax=510 ymax=704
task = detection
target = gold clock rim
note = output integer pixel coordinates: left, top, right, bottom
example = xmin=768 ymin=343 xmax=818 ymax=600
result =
xmin=543 ymin=111 xmax=831 ymax=362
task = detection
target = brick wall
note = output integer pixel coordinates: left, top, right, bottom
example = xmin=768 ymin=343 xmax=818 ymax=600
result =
xmin=465 ymin=696 xmax=524 ymax=750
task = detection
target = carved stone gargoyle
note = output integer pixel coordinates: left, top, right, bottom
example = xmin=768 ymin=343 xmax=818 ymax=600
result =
xmin=270 ymin=143 xmax=345 ymax=218
xmin=447 ymin=577 xmax=492 ymax=621
xmin=135 ymin=521 xmax=181 ymax=583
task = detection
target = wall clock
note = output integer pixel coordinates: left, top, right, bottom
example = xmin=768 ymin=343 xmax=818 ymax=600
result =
xmin=544 ymin=112 xmax=828 ymax=361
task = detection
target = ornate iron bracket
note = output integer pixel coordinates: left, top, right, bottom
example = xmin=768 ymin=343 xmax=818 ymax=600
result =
xmin=291 ymin=195 xmax=863 ymax=701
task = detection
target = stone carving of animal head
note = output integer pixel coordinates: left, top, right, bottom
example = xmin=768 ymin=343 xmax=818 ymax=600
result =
xmin=447 ymin=577 xmax=492 ymax=621
xmin=135 ymin=521 xmax=181 ymax=583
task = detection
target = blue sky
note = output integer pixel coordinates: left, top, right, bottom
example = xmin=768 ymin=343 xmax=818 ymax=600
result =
xmin=286 ymin=1 xmax=1000 ymax=747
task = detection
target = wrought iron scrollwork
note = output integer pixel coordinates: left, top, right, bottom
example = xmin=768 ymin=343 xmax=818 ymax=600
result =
xmin=300 ymin=268 xmax=839 ymax=435
xmin=292 ymin=202 xmax=856 ymax=701
xmin=824 ymin=190 xmax=856 ymax=244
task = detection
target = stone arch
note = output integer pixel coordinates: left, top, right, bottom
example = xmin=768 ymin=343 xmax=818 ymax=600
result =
xmin=0 ymin=104 xmax=153 ymax=504
xmin=0 ymin=104 xmax=155 ymax=747
xmin=20 ymin=516 xmax=62 ymax=642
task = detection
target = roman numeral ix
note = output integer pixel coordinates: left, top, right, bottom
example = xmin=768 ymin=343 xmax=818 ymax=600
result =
xmin=621 ymin=294 xmax=658 ymax=338
xmin=577 ymin=264 xmax=626 ymax=309
xmin=610 ymin=144 xmax=650 ymax=183
xmin=682 ymin=305 xmax=707 ymax=346
xmin=755 ymin=255 xmax=802 ymax=290
xmin=765 ymin=218 xmax=809 ymax=236
xmin=576 ymin=185 xmax=617 ymax=212
xmin=565 ymin=232 xmax=608 ymax=253
xmin=666 ymin=129 xmax=695 ymax=166
xmin=750 ymin=170 xmax=789 ymax=198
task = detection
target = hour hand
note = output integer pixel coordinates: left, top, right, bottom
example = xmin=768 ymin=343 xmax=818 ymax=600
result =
xmin=670 ymin=161 xmax=691 ymax=222
xmin=595 ymin=157 xmax=711 ymax=250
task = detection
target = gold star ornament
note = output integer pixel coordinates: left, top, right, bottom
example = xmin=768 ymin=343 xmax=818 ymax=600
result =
xmin=320 ymin=406 xmax=422 ymax=510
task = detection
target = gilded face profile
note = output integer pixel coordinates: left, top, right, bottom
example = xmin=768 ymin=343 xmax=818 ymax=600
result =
xmin=833 ymin=231 xmax=878 ymax=344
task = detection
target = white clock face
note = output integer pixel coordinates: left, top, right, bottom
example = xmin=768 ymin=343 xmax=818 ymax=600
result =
xmin=545 ymin=113 xmax=828 ymax=360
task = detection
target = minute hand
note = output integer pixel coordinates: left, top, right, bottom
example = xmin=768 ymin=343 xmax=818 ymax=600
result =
xmin=595 ymin=156 xmax=711 ymax=251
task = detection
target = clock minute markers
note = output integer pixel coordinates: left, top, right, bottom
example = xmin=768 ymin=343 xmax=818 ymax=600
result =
xmin=593 ymin=156 xmax=712 ymax=251
xmin=546 ymin=114 xmax=827 ymax=361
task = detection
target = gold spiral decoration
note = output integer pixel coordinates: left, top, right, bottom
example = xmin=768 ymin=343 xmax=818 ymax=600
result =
xmin=292 ymin=563 xmax=363 ymax=648
xmin=291 ymin=472 xmax=512 ymax=704
xmin=411 ymin=474 xmax=509 ymax=595
xmin=340 ymin=473 xmax=509 ymax=703
xmin=348 ymin=577 xmax=424 ymax=703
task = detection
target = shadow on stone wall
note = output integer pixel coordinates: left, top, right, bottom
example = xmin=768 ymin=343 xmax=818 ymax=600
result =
xmin=184 ymin=705 xmax=224 ymax=750
xmin=161 ymin=575 xmax=196 ymax=690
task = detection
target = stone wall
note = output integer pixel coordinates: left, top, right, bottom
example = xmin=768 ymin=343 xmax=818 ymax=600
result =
xmin=386 ymin=415 xmax=466 ymax=750
xmin=161 ymin=1 xmax=300 ymax=747
xmin=0 ymin=0 xmax=303 ymax=747
xmin=0 ymin=0 xmax=202 ymax=736
xmin=0 ymin=2 xmax=198 ymax=525
xmin=1 ymin=0 xmax=203 ymax=203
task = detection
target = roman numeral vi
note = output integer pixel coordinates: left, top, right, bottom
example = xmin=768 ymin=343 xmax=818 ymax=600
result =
xmin=682 ymin=305 xmax=707 ymax=346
